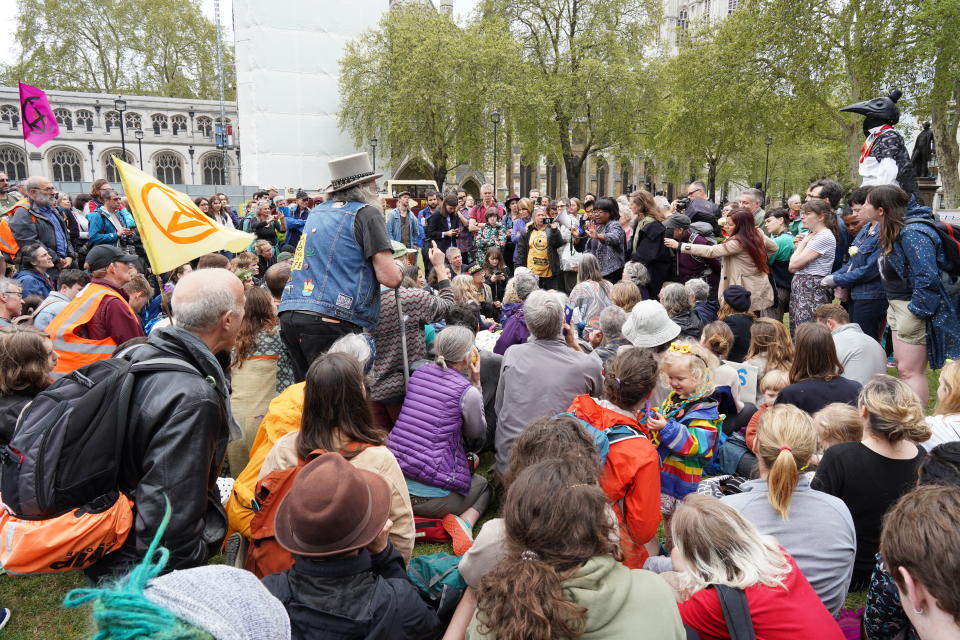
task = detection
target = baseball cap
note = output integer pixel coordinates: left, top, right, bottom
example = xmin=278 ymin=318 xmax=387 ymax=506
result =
xmin=85 ymin=245 xmax=139 ymax=271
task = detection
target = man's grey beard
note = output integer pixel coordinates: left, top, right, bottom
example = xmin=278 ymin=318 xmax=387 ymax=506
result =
xmin=34 ymin=193 xmax=52 ymax=207
xmin=332 ymin=184 xmax=381 ymax=213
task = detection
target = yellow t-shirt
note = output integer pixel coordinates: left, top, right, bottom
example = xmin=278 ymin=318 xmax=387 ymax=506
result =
xmin=527 ymin=228 xmax=552 ymax=277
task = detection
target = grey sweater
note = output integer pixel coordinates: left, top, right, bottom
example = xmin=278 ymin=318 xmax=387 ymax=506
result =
xmin=721 ymin=476 xmax=856 ymax=615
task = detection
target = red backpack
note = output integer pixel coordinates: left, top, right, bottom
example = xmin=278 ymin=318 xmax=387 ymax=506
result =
xmin=244 ymin=444 xmax=372 ymax=578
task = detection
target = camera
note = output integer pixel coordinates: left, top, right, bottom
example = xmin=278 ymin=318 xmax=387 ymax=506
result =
xmin=542 ymin=217 xmax=554 ymax=225
xmin=675 ymin=198 xmax=690 ymax=212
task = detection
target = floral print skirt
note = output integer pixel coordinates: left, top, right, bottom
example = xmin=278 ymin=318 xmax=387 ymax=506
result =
xmin=790 ymin=273 xmax=833 ymax=335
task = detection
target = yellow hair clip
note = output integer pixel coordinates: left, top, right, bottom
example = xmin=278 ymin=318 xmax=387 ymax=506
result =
xmin=668 ymin=342 xmax=692 ymax=354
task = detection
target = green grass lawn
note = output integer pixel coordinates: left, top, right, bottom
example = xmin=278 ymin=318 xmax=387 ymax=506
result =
xmin=0 ymin=369 xmax=938 ymax=637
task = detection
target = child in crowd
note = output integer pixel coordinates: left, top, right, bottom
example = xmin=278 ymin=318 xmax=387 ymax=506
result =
xmin=671 ymin=495 xmax=845 ymax=638
xmin=650 ymin=341 xmax=722 ymax=525
xmin=812 ymin=402 xmax=864 ymax=460
xmin=468 ymin=458 xmax=684 ymax=640
xmin=566 ymin=347 xmax=662 ymax=568
xmin=925 ymin=358 xmax=960 ymax=449
xmin=717 ymin=285 xmax=754 ymax=362
xmin=744 ymin=317 xmax=794 ymax=381
xmin=700 ymin=320 xmax=743 ymax=413
xmin=745 ymin=368 xmax=791 ymax=452
xmin=263 ymin=454 xmax=440 ymax=639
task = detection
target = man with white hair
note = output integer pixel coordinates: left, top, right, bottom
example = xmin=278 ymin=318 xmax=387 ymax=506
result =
xmin=494 ymin=289 xmax=603 ymax=474
xmin=9 ymin=175 xmax=75 ymax=270
xmin=736 ymin=188 xmax=766 ymax=228
xmin=592 ymin=305 xmax=632 ymax=363
xmin=85 ymin=268 xmax=246 ymax=584
xmin=279 ymin=153 xmax=402 ymax=381
xmin=469 ymin=183 xmax=504 ymax=224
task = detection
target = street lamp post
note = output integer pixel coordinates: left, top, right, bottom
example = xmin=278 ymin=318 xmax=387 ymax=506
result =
xmin=134 ymin=129 xmax=144 ymax=169
xmin=491 ymin=110 xmax=501 ymax=195
xmin=87 ymin=142 xmax=95 ymax=181
xmin=114 ymin=96 xmax=127 ymax=162
xmin=371 ymin=137 xmax=378 ymax=172
xmin=188 ymin=146 xmax=195 ymax=184
xmin=763 ymin=135 xmax=773 ymax=205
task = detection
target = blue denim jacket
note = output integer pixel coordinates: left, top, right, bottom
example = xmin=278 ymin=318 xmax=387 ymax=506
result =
xmin=831 ymin=222 xmax=884 ymax=300
xmin=884 ymin=211 xmax=960 ymax=369
xmin=386 ymin=209 xmax=423 ymax=248
xmin=279 ymin=200 xmax=381 ymax=329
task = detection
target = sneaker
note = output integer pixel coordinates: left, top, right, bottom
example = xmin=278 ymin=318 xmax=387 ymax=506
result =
xmin=441 ymin=514 xmax=474 ymax=556
xmin=0 ymin=608 xmax=10 ymax=630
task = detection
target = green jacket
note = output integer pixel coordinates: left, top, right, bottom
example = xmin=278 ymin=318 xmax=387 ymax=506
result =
xmin=467 ymin=555 xmax=684 ymax=639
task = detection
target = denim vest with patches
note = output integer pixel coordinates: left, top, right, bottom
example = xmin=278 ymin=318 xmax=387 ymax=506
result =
xmin=278 ymin=200 xmax=380 ymax=329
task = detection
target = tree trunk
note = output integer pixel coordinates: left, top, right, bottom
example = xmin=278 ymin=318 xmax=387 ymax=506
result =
xmin=432 ymin=161 xmax=449 ymax=192
xmin=564 ymin=153 xmax=584 ymax=198
xmin=707 ymin=157 xmax=717 ymax=201
xmin=504 ymin=124 xmax=514 ymax=196
xmin=931 ymin=100 xmax=960 ymax=208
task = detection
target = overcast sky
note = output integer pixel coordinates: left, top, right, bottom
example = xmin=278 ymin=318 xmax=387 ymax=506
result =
xmin=0 ymin=0 xmax=479 ymax=68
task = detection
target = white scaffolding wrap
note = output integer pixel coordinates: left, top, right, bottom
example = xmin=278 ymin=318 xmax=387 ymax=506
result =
xmin=233 ymin=0 xmax=387 ymax=189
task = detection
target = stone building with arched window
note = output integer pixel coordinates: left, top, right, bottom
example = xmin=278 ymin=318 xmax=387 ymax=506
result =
xmin=0 ymin=86 xmax=246 ymax=196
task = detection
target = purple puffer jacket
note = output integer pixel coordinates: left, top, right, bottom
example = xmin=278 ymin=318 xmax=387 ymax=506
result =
xmin=493 ymin=303 xmax=529 ymax=355
xmin=388 ymin=363 xmax=473 ymax=494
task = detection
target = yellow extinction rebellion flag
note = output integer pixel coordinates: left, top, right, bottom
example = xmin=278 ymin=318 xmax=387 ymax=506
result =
xmin=113 ymin=156 xmax=254 ymax=274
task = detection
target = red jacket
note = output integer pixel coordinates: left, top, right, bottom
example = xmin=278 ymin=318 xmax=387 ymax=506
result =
xmin=567 ymin=394 xmax=661 ymax=568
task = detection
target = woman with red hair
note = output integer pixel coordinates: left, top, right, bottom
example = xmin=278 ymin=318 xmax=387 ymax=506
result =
xmin=665 ymin=208 xmax=778 ymax=314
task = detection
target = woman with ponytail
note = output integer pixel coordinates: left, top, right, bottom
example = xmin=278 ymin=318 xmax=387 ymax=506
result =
xmin=813 ymin=374 xmax=931 ymax=591
xmin=469 ymin=458 xmax=684 ymax=640
xmin=387 ymin=325 xmax=490 ymax=553
xmin=566 ymin=347 xmax=663 ymax=568
xmin=722 ymin=405 xmax=856 ymax=615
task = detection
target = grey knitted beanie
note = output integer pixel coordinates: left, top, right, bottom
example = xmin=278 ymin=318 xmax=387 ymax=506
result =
xmin=145 ymin=565 xmax=291 ymax=640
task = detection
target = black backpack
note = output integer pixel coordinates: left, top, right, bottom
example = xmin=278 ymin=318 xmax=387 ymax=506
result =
xmin=905 ymin=217 xmax=960 ymax=277
xmin=1 ymin=355 xmax=199 ymax=519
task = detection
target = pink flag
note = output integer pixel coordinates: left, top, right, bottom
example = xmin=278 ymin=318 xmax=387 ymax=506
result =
xmin=18 ymin=81 xmax=60 ymax=148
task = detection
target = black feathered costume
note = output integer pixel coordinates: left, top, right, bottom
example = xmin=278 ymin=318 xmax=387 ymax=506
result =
xmin=840 ymin=90 xmax=918 ymax=198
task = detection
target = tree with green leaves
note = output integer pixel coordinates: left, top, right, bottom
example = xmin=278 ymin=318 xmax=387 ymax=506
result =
xmin=0 ymin=0 xmax=234 ymax=100
xmin=485 ymin=0 xmax=658 ymax=197
xmin=905 ymin=0 xmax=960 ymax=206
xmin=730 ymin=0 xmax=921 ymax=186
xmin=338 ymin=4 xmax=515 ymax=190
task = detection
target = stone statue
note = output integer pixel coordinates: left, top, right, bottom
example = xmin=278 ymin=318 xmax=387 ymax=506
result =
xmin=911 ymin=121 xmax=935 ymax=177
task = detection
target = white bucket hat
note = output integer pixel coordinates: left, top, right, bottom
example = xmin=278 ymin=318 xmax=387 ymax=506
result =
xmin=622 ymin=300 xmax=681 ymax=348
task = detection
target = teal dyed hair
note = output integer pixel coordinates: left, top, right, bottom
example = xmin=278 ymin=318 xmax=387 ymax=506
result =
xmin=63 ymin=498 xmax=214 ymax=640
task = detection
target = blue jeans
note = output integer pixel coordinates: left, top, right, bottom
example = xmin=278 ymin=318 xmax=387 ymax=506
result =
xmin=850 ymin=298 xmax=887 ymax=343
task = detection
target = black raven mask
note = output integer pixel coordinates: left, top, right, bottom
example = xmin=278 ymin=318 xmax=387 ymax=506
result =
xmin=840 ymin=90 xmax=902 ymax=136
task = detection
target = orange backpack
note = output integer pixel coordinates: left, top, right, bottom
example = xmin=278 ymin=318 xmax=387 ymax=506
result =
xmin=244 ymin=443 xmax=372 ymax=578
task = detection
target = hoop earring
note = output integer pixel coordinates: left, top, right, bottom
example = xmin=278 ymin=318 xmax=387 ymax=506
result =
xmin=912 ymin=607 xmax=924 ymax=615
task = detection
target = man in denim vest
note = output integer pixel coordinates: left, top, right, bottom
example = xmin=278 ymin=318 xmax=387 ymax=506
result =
xmin=279 ymin=153 xmax=402 ymax=380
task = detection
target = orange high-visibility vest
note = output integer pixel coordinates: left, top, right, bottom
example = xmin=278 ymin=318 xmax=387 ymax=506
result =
xmin=47 ymin=283 xmax=131 ymax=376
xmin=0 ymin=198 xmax=32 ymax=259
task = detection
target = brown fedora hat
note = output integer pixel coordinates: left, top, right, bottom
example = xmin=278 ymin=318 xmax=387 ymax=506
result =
xmin=274 ymin=453 xmax=391 ymax=557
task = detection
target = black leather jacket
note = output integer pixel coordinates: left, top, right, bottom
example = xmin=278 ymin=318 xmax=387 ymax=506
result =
xmin=84 ymin=326 xmax=232 ymax=583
